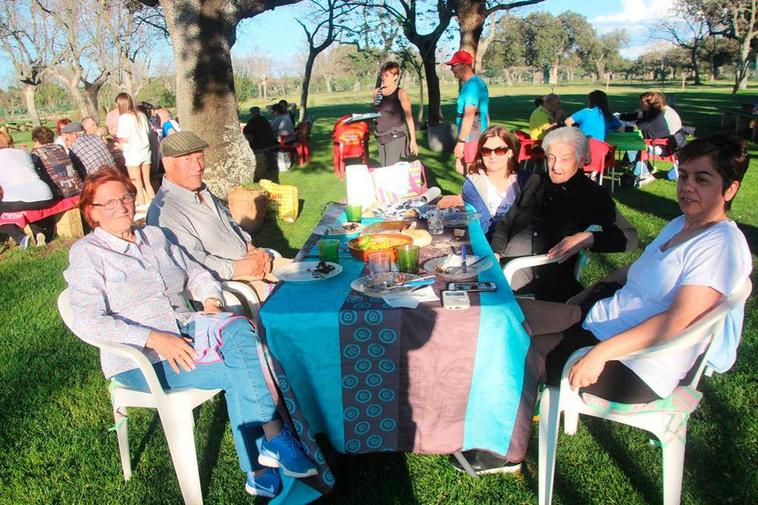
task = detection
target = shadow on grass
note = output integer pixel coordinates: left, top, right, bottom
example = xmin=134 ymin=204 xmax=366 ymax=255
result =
xmin=198 ymin=397 xmax=228 ymax=497
xmin=315 ymin=452 xmax=417 ymax=504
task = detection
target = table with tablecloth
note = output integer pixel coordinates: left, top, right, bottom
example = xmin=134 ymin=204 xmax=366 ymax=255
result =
xmin=258 ymin=204 xmax=544 ymax=498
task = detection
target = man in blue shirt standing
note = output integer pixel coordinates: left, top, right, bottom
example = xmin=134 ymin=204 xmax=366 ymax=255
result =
xmin=447 ymin=50 xmax=489 ymax=175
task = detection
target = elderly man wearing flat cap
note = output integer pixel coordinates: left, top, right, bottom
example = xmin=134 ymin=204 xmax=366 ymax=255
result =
xmin=147 ymin=131 xmax=281 ymax=301
xmin=446 ymin=50 xmax=490 ymax=175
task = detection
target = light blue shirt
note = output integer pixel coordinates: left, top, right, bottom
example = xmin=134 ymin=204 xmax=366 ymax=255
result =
xmin=456 ymin=75 xmax=489 ymax=141
xmin=569 ymin=107 xmax=621 ymax=141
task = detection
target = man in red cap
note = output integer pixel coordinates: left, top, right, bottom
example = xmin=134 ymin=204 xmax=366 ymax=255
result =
xmin=446 ymin=50 xmax=490 ymax=175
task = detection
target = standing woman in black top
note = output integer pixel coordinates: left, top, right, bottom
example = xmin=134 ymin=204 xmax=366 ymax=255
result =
xmin=373 ymin=61 xmax=418 ymax=166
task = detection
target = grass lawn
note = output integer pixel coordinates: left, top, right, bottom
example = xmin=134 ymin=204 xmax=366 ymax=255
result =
xmin=1 ymin=82 xmax=756 ymax=504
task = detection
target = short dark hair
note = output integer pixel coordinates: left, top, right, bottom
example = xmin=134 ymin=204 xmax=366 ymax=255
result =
xmin=677 ymin=133 xmax=749 ymax=209
xmin=31 ymin=126 xmax=55 ymax=145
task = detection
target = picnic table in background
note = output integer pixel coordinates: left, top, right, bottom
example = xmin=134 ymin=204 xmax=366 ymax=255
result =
xmin=258 ymin=203 xmax=543 ymax=494
xmin=606 ymin=130 xmax=646 ymax=153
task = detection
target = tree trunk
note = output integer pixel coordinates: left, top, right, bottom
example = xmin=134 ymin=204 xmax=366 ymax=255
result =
xmin=732 ymin=39 xmax=752 ymax=94
xmin=83 ymin=83 xmax=102 ymax=118
xmin=416 ymin=65 xmax=425 ymax=123
xmin=22 ymin=83 xmax=42 ymax=127
xmin=422 ymin=52 xmax=443 ymax=124
xmin=690 ymin=45 xmax=702 ymax=85
xmin=299 ymin=51 xmax=316 ymax=122
xmin=460 ymin=0 xmax=488 ymax=72
xmin=162 ymin=0 xmax=255 ymax=197
xmin=504 ymin=67 xmax=513 ymax=86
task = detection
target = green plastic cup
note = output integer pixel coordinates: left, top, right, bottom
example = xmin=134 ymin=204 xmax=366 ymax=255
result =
xmin=395 ymin=244 xmax=420 ymax=274
xmin=317 ymin=239 xmax=340 ymax=263
xmin=345 ymin=204 xmax=362 ymax=223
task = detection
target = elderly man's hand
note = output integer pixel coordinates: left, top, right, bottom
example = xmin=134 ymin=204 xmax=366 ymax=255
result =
xmin=146 ymin=331 xmax=197 ymax=373
xmin=547 ymin=231 xmax=594 ymax=261
xmin=568 ymin=347 xmax=607 ymax=391
xmin=233 ymin=248 xmax=273 ymax=279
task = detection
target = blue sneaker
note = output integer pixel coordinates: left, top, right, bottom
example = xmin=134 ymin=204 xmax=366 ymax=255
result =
xmin=258 ymin=427 xmax=318 ymax=478
xmin=245 ymin=468 xmax=280 ymax=498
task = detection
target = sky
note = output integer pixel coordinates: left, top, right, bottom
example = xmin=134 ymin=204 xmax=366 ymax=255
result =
xmin=234 ymin=0 xmax=675 ymax=68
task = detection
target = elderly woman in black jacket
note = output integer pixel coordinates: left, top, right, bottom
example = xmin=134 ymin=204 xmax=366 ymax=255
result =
xmin=490 ymin=127 xmax=638 ymax=302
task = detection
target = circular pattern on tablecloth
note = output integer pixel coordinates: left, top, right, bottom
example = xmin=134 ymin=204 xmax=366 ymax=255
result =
xmin=366 ymin=435 xmax=383 ymax=449
xmin=364 ymin=310 xmax=383 ymax=326
xmin=379 ymin=328 xmax=397 ymax=344
xmin=293 ymin=419 xmax=304 ymax=436
xmin=322 ymin=468 xmax=336 ymax=485
xmin=378 ymin=359 xmax=396 ymax=373
xmin=314 ymin=449 xmax=326 ymax=464
xmin=284 ymin=397 xmax=296 ymax=414
xmin=346 ymin=293 xmax=364 ymax=304
xmin=343 ymin=344 xmax=361 ymax=359
xmin=378 ymin=388 xmax=395 ymax=402
xmin=343 ymin=374 xmax=359 ymax=389
xmin=344 ymin=406 xmax=360 ymax=421
xmin=277 ymin=374 xmax=289 ymax=392
xmin=379 ymin=418 xmax=397 ymax=432
xmin=354 ymin=302 xmax=372 ymax=311
xmin=367 ymin=343 xmax=385 ymax=358
xmin=355 ymin=421 xmax=371 ymax=435
xmin=355 ymin=359 xmax=372 ymax=373
xmin=345 ymin=439 xmax=361 ymax=453
xmin=355 ymin=389 xmax=372 ymax=404
xmin=353 ymin=327 xmax=372 ymax=342
xmin=366 ymin=373 xmax=383 ymax=387
xmin=366 ymin=404 xmax=382 ymax=418
xmin=340 ymin=310 xmax=358 ymax=325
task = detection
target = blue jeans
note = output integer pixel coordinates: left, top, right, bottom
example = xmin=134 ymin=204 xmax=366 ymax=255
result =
xmin=114 ymin=318 xmax=277 ymax=472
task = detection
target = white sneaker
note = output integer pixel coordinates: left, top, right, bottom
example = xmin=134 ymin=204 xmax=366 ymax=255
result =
xmin=18 ymin=235 xmax=30 ymax=250
xmin=639 ymin=176 xmax=656 ymax=186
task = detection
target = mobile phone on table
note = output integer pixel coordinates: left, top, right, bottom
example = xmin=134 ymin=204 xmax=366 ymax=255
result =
xmin=448 ymin=281 xmax=497 ymax=292
xmin=441 ymin=290 xmax=471 ymax=310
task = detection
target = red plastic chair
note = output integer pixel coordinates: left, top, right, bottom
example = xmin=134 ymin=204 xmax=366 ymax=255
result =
xmin=641 ymin=137 xmax=676 ymax=170
xmin=514 ymin=130 xmax=546 ymax=172
xmin=584 ymin=138 xmax=617 ymax=190
xmin=279 ymin=119 xmax=312 ymax=167
xmin=332 ymin=115 xmax=369 ymax=178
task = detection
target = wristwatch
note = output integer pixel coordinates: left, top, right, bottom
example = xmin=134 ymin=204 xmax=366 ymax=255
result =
xmin=206 ymin=297 xmax=223 ymax=310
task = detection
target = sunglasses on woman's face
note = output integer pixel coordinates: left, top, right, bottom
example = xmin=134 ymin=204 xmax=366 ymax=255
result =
xmin=480 ymin=146 xmax=510 ymax=157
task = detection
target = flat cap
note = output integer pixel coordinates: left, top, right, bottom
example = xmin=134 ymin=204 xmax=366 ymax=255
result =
xmin=61 ymin=122 xmax=84 ymax=134
xmin=160 ymin=130 xmax=209 ymax=157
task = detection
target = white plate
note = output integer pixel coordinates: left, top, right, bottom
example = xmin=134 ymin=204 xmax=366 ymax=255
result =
xmin=422 ymin=255 xmax=493 ymax=281
xmin=351 ymin=273 xmax=426 ymax=297
xmin=273 ymin=261 xmax=343 ymax=282
xmin=313 ymin=222 xmax=365 ymax=236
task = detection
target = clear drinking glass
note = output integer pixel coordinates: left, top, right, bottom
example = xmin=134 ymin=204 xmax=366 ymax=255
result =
xmin=367 ymin=251 xmax=393 ymax=286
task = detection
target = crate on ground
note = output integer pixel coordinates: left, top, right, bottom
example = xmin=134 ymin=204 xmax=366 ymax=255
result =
xmin=258 ymin=179 xmax=298 ymax=223
xmin=56 ymin=208 xmax=84 ymax=238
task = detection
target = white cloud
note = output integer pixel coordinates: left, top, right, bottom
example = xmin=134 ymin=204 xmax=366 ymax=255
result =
xmin=592 ymin=0 xmax=675 ymax=24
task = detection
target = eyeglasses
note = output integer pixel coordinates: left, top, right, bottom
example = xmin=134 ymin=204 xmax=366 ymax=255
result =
xmin=91 ymin=193 xmax=136 ymax=210
xmin=480 ymin=147 xmax=510 ymax=157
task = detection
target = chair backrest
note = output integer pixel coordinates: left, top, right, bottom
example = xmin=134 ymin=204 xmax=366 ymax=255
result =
xmin=584 ymin=138 xmax=613 ymax=174
xmin=57 ymin=288 xmax=168 ymax=396
xmin=514 ymin=130 xmax=531 ymax=141
xmin=622 ymin=278 xmax=752 ymax=389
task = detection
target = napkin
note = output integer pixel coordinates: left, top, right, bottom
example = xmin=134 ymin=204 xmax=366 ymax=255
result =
xmin=382 ymin=285 xmax=439 ymax=309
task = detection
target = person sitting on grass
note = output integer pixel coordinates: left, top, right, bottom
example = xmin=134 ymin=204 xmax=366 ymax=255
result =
xmin=454 ymin=133 xmax=752 ymax=475
xmin=64 ymin=167 xmax=318 ymax=498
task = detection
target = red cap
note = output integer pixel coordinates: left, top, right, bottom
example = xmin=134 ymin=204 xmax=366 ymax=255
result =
xmin=445 ymin=50 xmax=474 ymax=66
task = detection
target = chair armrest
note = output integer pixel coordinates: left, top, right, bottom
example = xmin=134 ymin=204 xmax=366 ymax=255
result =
xmin=502 ymin=253 xmax=568 ymax=285
xmin=98 ymin=340 xmax=167 ymax=397
xmin=263 ymin=247 xmax=283 ymax=259
xmin=220 ymin=280 xmax=261 ymax=320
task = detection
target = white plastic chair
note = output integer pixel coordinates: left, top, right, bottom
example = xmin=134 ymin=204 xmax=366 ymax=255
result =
xmin=538 ymin=278 xmax=752 ymax=505
xmin=57 ymin=283 xmax=259 ymax=505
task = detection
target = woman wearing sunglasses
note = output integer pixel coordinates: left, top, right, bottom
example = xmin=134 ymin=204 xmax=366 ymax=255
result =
xmin=461 ymin=126 xmax=531 ymax=238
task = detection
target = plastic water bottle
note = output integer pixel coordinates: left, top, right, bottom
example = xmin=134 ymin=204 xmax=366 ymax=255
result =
xmin=427 ymin=209 xmax=444 ymax=235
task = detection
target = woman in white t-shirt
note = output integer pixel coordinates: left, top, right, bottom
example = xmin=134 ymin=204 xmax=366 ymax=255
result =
xmin=544 ymin=133 xmax=752 ymax=403
xmin=115 ymin=92 xmax=154 ymax=206
xmin=457 ymin=133 xmax=752 ymax=475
